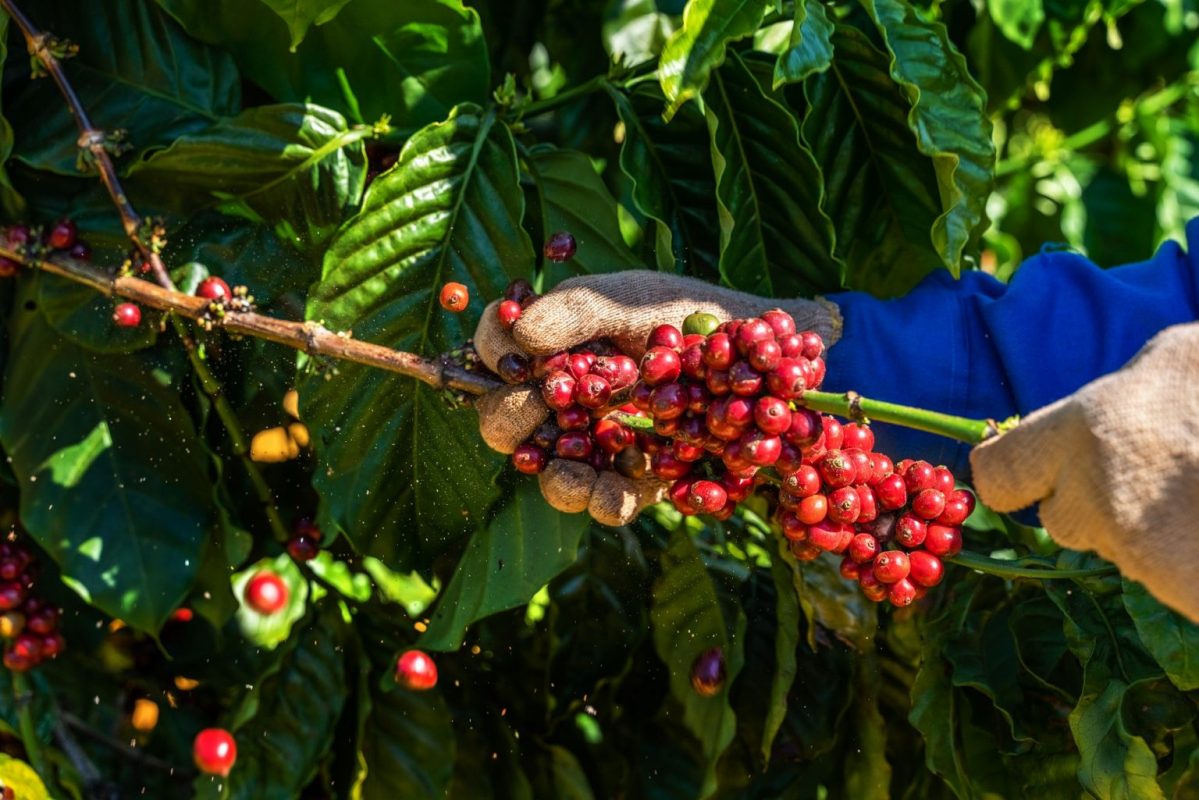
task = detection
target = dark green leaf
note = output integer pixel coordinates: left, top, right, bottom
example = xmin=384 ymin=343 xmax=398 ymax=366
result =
xmin=0 ymin=305 xmax=211 ymax=632
xmin=801 ymin=26 xmax=948 ymax=295
xmin=988 ymin=0 xmax=1046 ymax=48
xmin=0 ymin=13 xmax=25 ymax=218
xmin=1123 ymin=578 xmax=1199 ymax=692
xmin=303 ymin=104 xmax=533 ymax=566
xmin=705 ymin=52 xmax=838 ymax=295
xmin=781 ymin=542 xmax=876 ymax=651
xmin=195 ymin=611 xmax=349 ymax=799
xmin=658 ymin=0 xmax=770 ymax=118
xmin=258 ymin=0 xmax=354 ymax=49
xmin=1069 ymin=664 xmax=1167 ymax=800
xmin=772 ymin=0 xmax=835 ymax=87
xmin=420 ymin=481 xmax=590 ymax=651
xmin=607 ymin=83 xmax=720 ymax=275
xmin=1010 ymin=594 xmax=1072 ymax=696
xmin=154 ymin=0 xmax=488 ymax=132
xmin=9 ymin=0 xmax=240 ymax=175
xmin=651 ymin=529 xmax=745 ymax=798
xmin=942 ymin=603 xmax=1034 ymax=744
xmin=762 ymin=553 xmax=799 ymax=763
xmin=844 ymin=656 xmax=892 ymax=799
xmin=861 ymin=0 xmax=995 ymax=273
xmin=125 ymin=104 xmax=367 ymax=251
xmin=522 ymin=145 xmax=642 ymax=282
xmin=354 ymin=675 xmax=455 ymax=798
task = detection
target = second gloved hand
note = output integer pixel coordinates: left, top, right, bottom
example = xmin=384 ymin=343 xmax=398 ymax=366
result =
xmin=473 ymin=271 xmax=841 ymax=526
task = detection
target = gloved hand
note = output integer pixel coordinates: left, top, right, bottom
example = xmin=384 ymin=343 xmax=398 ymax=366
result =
xmin=970 ymin=322 xmax=1199 ymax=621
xmin=473 ymin=271 xmax=842 ymax=525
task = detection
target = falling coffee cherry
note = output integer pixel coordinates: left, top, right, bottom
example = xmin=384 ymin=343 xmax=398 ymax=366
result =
xmin=113 ymin=302 xmax=142 ymax=328
xmin=395 ymin=649 xmax=438 ymax=691
xmin=690 ymin=646 xmax=726 ymax=697
xmin=543 ymin=231 xmax=577 ymax=262
xmin=439 ymin=282 xmax=469 ymax=312
xmin=193 ymin=728 xmax=237 ymax=777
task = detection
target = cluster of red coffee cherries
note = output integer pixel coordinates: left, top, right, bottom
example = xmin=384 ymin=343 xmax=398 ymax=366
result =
xmin=777 ymin=422 xmax=973 ymax=607
xmin=0 ymin=218 xmax=91 ymax=278
xmin=0 ymin=537 xmax=65 ymax=671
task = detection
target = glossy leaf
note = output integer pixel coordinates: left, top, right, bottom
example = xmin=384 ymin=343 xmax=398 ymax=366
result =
xmin=1069 ymin=665 xmax=1167 ymax=800
xmin=988 ymin=0 xmax=1046 ymax=48
xmin=704 ymin=52 xmax=838 ymax=295
xmin=0 ymin=13 xmax=25 ymax=218
xmin=354 ymin=674 xmax=456 ymax=798
xmin=126 ymin=104 xmax=367 ymax=251
xmin=651 ymin=529 xmax=745 ymax=798
xmin=522 ymin=145 xmax=643 ymax=282
xmin=258 ymin=0 xmax=354 ymax=49
xmin=782 ymin=544 xmax=876 ymax=651
xmin=303 ymin=105 xmax=533 ymax=565
xmin=420 ymin=481 xmax=590 ymax=651
xmin=862 ymin=0 xmax=996 ymax=272
xmin=762 ymin=552 xmax=799 ymax=763
xmin=659 ymin=0 xmax=770 ymax=118
xmin=0 ymin=754 xmax=49 ymax=800
xmin=603 ymin=0 xmax=681 ymax=67
xmin=195 ymin=611 xmax=348 ymax=799
xmin=942 ymin=603 xmax=1034 ymax=744
xmin=155 ymin=0 xmax=488 ymax=131
xmin=801 ymin=26 xmax=948 ymax=296
xmin=0 ymin=305 xmax=211 ymax=632
xmin=772 ymin=0 xmax=835 ymax=87
xmin=9 ymin=0 xmax=240 ymax=175
xmin=607 ymin=84 xmax=720 ymax=275
xmin=1123 ymin=578 xmax=1199 ymax=692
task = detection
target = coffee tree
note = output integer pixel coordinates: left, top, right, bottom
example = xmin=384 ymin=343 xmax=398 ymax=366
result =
xmin=0 ymin=0 xmax=1195 ymax=797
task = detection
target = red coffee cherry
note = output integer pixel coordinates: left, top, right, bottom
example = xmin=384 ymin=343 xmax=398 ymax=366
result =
xmin=497 ymin=299 xmax=522 ymax=328
xmin=438 ymin=281 xmax=469 ymax=312
xmin=47 ymin=218 xmax=77 ymax=250
xmin=113 ymin=302 xmax=142 ymax=328
xmin=396 ymin=649 xmax=439 ymax=690
xmin=908 ymin=550 xmax=945 ymax=587
xmin=197 ymin=276 xmax=233 ymax=301
xmin=543 ymin=231 xmax=577 ymax=262
xmin=287 ymin=535 xmax=320 ymax=562
xmin=194 ymin=728 xmax=238 ymax=777
xmin=243 ymin=571 xmax=289 ymax=615
xmin=512 ymin=443 xmax=549 ymax=474
xmin=872 ymin=551 xmax=911 ymax=584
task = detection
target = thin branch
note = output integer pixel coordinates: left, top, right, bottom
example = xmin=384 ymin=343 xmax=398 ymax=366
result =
xmin=1 ymin=0 xmax=175 ymax=291
xmin=60 ymin=712 xmax=184 ymax=777
xmin=3 ymin=246 xmax=502 ymax=395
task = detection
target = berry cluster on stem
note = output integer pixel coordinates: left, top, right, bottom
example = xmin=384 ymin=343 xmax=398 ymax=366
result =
xmin=0 ymin=535 xmax=66 ymax=672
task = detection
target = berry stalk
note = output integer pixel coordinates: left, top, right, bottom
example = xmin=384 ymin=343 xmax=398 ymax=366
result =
xmin=798 ymin=391 xmax=1002 ymax=445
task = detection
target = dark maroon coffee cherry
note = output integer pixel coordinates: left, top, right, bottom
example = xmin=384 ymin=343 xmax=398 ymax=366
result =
xmin=504 ymin=278 xmax=537 ymax=306
xmin=512 ymin=443 xmax=549 ymax=474
xmin=543 ymin=231 xmax=577 ymax=262
xmin=497 ymin=352 xmax=531 ymax=384
xmin=47 ymin=218 xmax=77 ymax=250
xmin=690 ymin=647 xmax=726 ymax=696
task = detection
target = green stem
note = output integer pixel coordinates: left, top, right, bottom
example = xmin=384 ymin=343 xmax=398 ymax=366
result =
xmin=798 ymin=390 xmax=997 ymax=444
xmin=171 ymin=317 xmax=290 ymax=543
xmin=12 ymin=672 xmax=46 ymax=778
xmin=948 ymin=551 xmax=1117 ymax=580
xmin=518 ymin=75 xmax=610 ymax=118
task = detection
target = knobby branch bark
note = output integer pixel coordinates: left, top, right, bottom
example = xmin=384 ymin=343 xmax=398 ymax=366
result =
xmin=1 ymin=246 xmax=503 ymax=395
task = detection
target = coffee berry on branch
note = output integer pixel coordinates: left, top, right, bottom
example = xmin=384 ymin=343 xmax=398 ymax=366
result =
xmin=484 ymin=285 xmax=974 ymax=609
xmin=0 ymin=536 xmax=65 ymax=671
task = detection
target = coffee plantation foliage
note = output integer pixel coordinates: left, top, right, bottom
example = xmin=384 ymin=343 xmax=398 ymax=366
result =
xmin=0 ymin=0 xmax=1195 ymax=797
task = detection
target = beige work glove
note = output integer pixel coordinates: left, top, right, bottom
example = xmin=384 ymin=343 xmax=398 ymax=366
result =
xmin=474 ymin=271 xmax=842 ymax=526
xmin=970 ymin=323 xmax=1199 ymax=621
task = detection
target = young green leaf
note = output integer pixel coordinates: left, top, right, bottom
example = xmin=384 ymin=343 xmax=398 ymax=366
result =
xmin=659 ymin=0 xmax=770 ymax=118
xmin=772 ymin=0 xmax=834 ymax=87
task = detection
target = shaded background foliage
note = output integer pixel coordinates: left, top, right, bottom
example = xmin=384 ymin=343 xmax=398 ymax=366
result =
xmin=0 ymin=0 xmax=1195 ymax=797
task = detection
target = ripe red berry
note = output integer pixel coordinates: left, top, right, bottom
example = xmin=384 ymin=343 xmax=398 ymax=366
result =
xmin=0 ymin=583 xmax=24 ymax=611
xmin=497 ymin=299 xmax=523 ymax=328
xmin=567 ymin=352 xmax=595 ymax=378
xmin=842 ymin=423 xmax=875 ymax=452
xmin=651 ymin=449 xmax=692 ymax=480
xmin=818 ymin=450 xmax=855 ymax=488
xmin=912 ymin=489 xmax=947 ymax=520
xmin=543 ymin=231 xmax=577 ymax=262
xmin=753 ymin=396 xmax=791 ymax=435
xmin=532 ymin=351 xmax=569 ymax=379
xmin=856 ymin=485 xmax=879 ymax=524
xmin=690 ymin=647 xmax=726 ymax=696
xmin=783 ymin=408 xmax=822 ymax=448
xmin=888 ymin=577 xmax=918 ymax=607
xmin=734 ymin=318 xmax=773 ymax=356
xmin=688 ymin=480 xmax=728 ymax=514
xmin=903 ymin=461 xmax=936 ymax=493
xmin=894 ymin=514 xmax=927 ymax=548
xmin=244 ymin=571 xmax=289 ymax=615
xmin=194 ymin=728 xmax=238 ymax=777
xmin=198 ymin=276 xmax=233 ymax=302
xmin=784 ymin=465 xmax=821 ymax=498
xmin=737 ymin=430 xmax=779 ymax=466
xmin=821 ymin=417 xmax=843 ymax=450
xmin=908 ymin=551 xmax=945 ymax=587
xmin=679 ymin=344 xmax=707 ymax=380
xmin=287 ymin=535 xmax=320 ymax=561
xmin=933 ymin=466 xmax=956 ymax=494
xmin=775 ymin=441 xmax=804 ymax=474
xmin=791 ymin=541 xmax=822 ymax=561
xmin=395 ymin=649 xmax=439 ymax=690
xmin=702 ymin=333 xmax=734 ymax=369
xmin=47 ymin=219 xmax=77 ymax=250
xmin=647 ymin=324 xmax=683 ymax=351
xmin=849 ymin=533 xmax=879 ymax=564
xmin=556 ymin=405 xmax=590 ymax=431
xmin=728 ymin=361 xmax=763 ymax=396
xmin=722 ymin=472 xmax=755 ymax=502
xmin=685 ymin=384 xmax=711 ymax=414
xmin=671 ymin=440 xmax=705 ymax=462
xmin=593 ymin=419 xmax=634 ymax=454
xmin=497 ymin=352 xmax=532 ymax=384
xmin=868 ymin=453 xmax=894 ymax=485
xmin=858 ymin=570 xmax=888 ymax=603
xmin=761 ymin=308 xmax=796 ymax=338
xmin=640 ymin=347 xmax=682 ymax=386
xmin=11 ymin=633 xmax=42 ymax=662
xmin=574 ymin=373 xmax=612 ymax=409
xmin=796 ymin=494 xmax=828 ymax=526
xmin=778 ymin=333 xmax=803 ymax=358
xmin=541 ymin=370 xmax=577 ymax=411
xmin=704 ymin=368 xmax=731 ymax=396
xmin=112 ymin=302 xmax=142 ymax=328
xmin=766 ymin=358 xmax=810 ymax=400
xmin=872 ymin=551 xmax=911 ymax=584
xmin=649 ymin=383 xmax=688 ymax=420
xmin=840 ymin=557 xmax=860 ymax=580
xmin=39 ymin=632 xmax=64 ymax=659
xmin=555 ymin=431 xmax=593 ymax=460
xmin=807 ymin=520 xmax=844 ymax=551
xmin=875 ymin=474 xmax=908 ymax=510
xmin=827 ymin=486 xmax=861 ymax=524
xmin=2 ymin=647 xmax=31 ymax=672
xmin=800 ymin=331 xmax=824 ymax=360
xmin=747 ymin=339 xmax=781 ymax=371
xmin=924 ymin=525 xmax=963 ymax=558
xmin=844 ymin=448 xmax=872 ymax=484
xmin=512 ymin=443 xmax=549 ymax=474
xmin=0 ymin=258 xmax=18 ymax=277
xmin=26 ymin=607 xmax=57 ymax=635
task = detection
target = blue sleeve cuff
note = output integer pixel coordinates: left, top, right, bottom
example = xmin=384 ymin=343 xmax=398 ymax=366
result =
xmin=821 ymin=217 xmax=1199 ymax=478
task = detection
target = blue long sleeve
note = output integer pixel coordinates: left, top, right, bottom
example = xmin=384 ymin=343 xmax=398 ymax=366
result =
xmin=822 ymin=218 xmax=1199 ymax=478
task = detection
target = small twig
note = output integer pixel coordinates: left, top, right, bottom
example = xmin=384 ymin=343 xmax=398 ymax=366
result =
xmin=60 ymin=712 xmax=183 ymax=776
xmin=1 ymin=0 xmax=175 ymax=291
xmin=5 ymin=247 xmax=502 ymax=395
